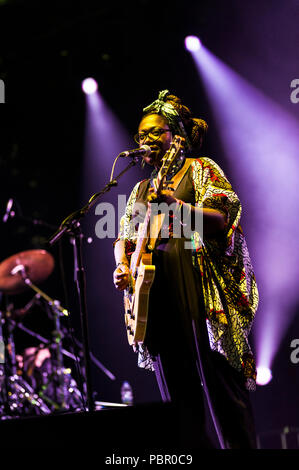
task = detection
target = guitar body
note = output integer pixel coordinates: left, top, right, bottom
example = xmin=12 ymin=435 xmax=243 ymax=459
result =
xmin=124 ymin=252 xmax=155 ymax=345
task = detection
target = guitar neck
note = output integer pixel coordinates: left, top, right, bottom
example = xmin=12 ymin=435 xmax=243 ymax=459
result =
xmin=130 ymin=136 xmax=184 ymax=276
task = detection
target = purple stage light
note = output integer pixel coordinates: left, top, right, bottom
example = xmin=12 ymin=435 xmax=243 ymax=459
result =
xmin=256 ymin=367 xmax=272 ymax=386
xmin=82 ymin=77 xmax=98 ymax=95
xmin=81 ymin=88 xmax=141 ymax=381
xmin=82 ymin=87 xmax=133 ymax=204
xmin=187 ymin=45 xmax=299 ymax=375
xmin=185 ymin=35 xmax=201 ymax=52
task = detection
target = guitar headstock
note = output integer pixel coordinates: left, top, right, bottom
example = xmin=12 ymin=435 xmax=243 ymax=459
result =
xmin=155 ymin=135 xmax=185 ymax=191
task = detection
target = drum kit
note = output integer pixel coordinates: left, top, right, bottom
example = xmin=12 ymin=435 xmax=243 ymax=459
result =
xmin=0 ymin=191 xmax=127 ymax=419
xmin=0 ymin=248 xmax=86 ymax=418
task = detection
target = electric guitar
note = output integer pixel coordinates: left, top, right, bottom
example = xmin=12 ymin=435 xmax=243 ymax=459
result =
xmin=124 ymin=135 xmax=185 ymax=345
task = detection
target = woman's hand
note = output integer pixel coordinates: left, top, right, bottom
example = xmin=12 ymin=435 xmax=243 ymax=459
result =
xmin=147 ymin=187 xmax=178 ymax=206
xmin=113 ymin=263 xmax=130 ymax=291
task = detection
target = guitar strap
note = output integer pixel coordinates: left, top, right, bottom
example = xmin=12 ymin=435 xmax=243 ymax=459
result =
xmin=147 ymin=158 xmax=195 ymax=251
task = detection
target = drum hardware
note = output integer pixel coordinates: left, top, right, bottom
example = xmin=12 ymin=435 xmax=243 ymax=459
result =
xmin=11 ymin=317 xmax=85 ymax=412
xmin=7 ymin=374 xmax=52 ymax=415
xmin=0 ymin=302 xmax=52 ymax=417
xmin=8 ymin=264 xmax=84 ymax=413
xmin=0 ymin=247 xmax=117 ymax=418
xmin=9 ymin=263 xmax=71 ymax=409
xmin=0 ymin=250 xmax=82 ymax=416
xmin=9 ymin=303 xmax=115 ymax=413
xmin=0 ymin=306 xmax=83 ymax=416
xmin=0 ymin=305 xmax=8 ymax=416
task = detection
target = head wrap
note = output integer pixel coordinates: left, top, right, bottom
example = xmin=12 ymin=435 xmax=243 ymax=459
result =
xmin=142 ymin=90 xmax=192 ymax=152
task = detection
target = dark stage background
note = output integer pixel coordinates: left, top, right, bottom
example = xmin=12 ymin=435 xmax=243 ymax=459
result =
xmin=0 ymin=0 xmax=299 ymax=449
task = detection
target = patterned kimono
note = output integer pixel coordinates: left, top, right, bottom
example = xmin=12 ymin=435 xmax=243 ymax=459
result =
xmin=116 ymin=157 xmax=259 ymax=391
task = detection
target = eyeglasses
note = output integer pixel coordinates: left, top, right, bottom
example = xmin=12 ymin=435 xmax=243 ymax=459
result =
xmin=134 ymin=127 xmax=171 ymax=144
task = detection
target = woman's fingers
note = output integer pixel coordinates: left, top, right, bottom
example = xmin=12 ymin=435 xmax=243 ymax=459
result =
xmin=113 ymin=268 xmax=130 ymax=290
xmin=147 ymin=188 xmax=177 ymax=205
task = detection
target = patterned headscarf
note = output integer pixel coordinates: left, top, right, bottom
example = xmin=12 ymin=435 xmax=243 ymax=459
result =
xmin=143 ymin=89 xmax=192 ymax=152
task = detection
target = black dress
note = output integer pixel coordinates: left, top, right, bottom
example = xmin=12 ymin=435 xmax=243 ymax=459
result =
xmin=134 ymin=165 xmax=257 ymax=449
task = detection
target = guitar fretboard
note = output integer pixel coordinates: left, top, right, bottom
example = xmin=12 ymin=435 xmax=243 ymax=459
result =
xmin=130 ymin=136 xmax=184 ymax=277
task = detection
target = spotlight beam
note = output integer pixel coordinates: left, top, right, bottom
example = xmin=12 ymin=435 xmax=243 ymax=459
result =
xmin=187 ymin=44 xmax=299 ymax=374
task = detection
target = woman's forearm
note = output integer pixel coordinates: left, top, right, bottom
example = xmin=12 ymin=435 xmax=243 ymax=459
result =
xmin=179 ymin=200 xmax=226 ymax=236
xmin=114 ymin=239 xmax=129 ymax=266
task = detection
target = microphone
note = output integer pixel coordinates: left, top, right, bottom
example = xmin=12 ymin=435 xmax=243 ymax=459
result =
xmin=3 ymin=198 xmax=14 ymax=223
xmin=119 ymin=145 xmax=152 ymax=158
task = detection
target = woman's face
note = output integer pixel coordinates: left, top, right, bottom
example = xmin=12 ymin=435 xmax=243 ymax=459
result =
xmin=138 ymin=114 xmax=173 ymax=167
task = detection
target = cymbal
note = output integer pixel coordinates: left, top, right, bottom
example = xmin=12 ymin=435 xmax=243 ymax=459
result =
xmin=0 ymin=249 xmax=55 ymax=295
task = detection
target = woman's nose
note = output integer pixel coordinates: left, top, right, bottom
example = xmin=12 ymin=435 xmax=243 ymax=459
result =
xmin=143 ymin=134 xmax=154 ymax=143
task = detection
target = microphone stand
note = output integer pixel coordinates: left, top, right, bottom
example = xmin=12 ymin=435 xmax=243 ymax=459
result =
xmin=47 ymin=157 xmax=138 ymax=413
